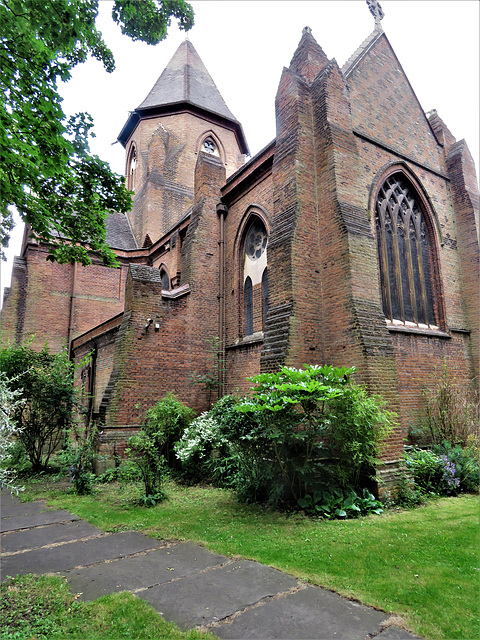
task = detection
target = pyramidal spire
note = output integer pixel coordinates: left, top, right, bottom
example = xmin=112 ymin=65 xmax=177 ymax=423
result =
xmin=137 ymin=40 xmax=237 ymax=122
xmin=289 ymin=27 xmax=329 ymax=83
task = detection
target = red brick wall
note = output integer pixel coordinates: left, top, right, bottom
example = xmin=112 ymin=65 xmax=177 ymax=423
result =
xmin=125 ymin=112 xmax=244 ymax=248
xmin=0 ymin=244 xmax=129 ymax=353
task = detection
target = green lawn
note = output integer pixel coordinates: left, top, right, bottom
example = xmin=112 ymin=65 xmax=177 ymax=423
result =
xmin=14 ymin=479 xmax=480 ymax=640
xmin=1 ymin=573 xmax=214 ymax=640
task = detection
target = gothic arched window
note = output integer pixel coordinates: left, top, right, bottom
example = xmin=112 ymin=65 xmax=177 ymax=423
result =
xmin=375 ymin=173 xmax=437 ymax=326
xmin=242 ymin=217 xmax=268 ymax=336
xmin=127 ymin=144 xmax=137 ymax=192
xmin=160 ymin=268 xmax=170 ymax=290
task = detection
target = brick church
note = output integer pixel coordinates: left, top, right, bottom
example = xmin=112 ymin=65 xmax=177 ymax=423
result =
xmin=1 ymin=12 xmax=479 ymax=486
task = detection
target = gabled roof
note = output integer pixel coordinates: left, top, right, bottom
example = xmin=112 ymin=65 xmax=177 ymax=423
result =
xmin=137 ymin=40 xmax=237 ymax=121
xmin=118 ymin=40 xmax=248 ymax=154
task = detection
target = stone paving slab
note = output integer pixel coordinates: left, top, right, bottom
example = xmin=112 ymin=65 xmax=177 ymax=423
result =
xmin=1 ymin=531 xmax=160 ymax=580
xmin=0 ymin=499 xmax=52 ymax=518
xmin=1 ymin=520 xmax=103 ymax=553
xmin=139 ymin=559 xmax=298 ymax=630
xmin=67 ymin=542 xmax=229 ymax=601
xmin=0 ymin=510 xmax=79 ymax=533
xmin=214 ymin=584 xmax=389 ymax=640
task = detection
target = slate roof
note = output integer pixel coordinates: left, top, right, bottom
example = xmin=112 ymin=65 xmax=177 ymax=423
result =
xmin=137 ymin=40 xmax=237 ymax=122
xmin=105 ymin=212 xmax=138 ymax=250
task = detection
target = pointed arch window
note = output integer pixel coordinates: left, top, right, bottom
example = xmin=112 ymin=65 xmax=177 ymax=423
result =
xmin=127 ymin=144 xmax=137 ymax=192
xmin=160 ymin=268 xmax=170 ymax=290
xmin=242 ymin=216 xmax=268 ymax=336
xmin=375 ymin=173 xmax=437 ymax=326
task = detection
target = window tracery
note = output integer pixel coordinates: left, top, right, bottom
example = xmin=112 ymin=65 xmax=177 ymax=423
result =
xmin=202 ymin=137 xmax=219 ymax=156
xmin=375 ymin=173 xmax=437 ymax=327
xmin=242 ymin=216 xmax=268 ymax=336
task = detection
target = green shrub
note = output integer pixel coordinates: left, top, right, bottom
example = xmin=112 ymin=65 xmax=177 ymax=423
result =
xmin=0 ymin=342 xmax=75 ymax=472
xmin=327 ymin=383 xmax=396 ymax=489
xmin=0 ymin=371 xmax=25 ymax=493
xmin=128 ymin=394 xmax=194 ymax=503
xmin=142 ymin=393 xmax=194 ymax=469
xmin=234 ymin=365 xmax=393 ymax=509
xmin=433 ymin=441 xmax=480 ymax=493
xmin=405 ymin=446 xmax=471 ymax=496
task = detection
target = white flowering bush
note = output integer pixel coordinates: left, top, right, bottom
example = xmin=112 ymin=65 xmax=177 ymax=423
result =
xmin=175 ymin=412 xmax=227 ymax=463
xmin=0 ymin=372 xmax=25 ymax=494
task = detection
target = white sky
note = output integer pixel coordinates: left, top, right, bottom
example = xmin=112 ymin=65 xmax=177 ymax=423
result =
xmin=1 ymin=0 xmax=479 ymax=307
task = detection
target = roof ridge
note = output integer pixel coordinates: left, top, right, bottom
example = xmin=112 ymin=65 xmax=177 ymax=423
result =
xmin=342 ymin=26 xmax=383 ymax=77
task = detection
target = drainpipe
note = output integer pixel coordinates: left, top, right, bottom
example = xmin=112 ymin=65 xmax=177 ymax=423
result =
xmin=67 ymin=261 xmax=78 ymax=359
xmin=216 ymin=202 xmax=228 ymax=398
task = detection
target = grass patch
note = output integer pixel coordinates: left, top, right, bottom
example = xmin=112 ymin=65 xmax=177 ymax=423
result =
xmin=19 ymin=478 xmax=480 ymax=640
xmin=0 ymin=573 xmax=214 ymax=640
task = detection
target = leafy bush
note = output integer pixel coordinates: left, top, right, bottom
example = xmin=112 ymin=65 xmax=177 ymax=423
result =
xmin=433 ymin=441 xmax=480 ymax=493
xmin=58 ymin=436 xmax=97 ymax=495
xmin=0 ymin=343 xmax=75 ymax=472
xmin=404 ymin=445 xmax=476 ymax=496
xmin=234 ymin=365 xmax=394 ymax=509
xmin=328 ymin=383 xmax=396 ymax=489
xmin=0 ymin=371 xmax=25 ymax=493
xmin=174 ymin=396 xmax=250 ymax=488
xmin=142 ymin=393 xmax=194 ymax=469
xmin=128 ymin=394 xmax=194 ymax=503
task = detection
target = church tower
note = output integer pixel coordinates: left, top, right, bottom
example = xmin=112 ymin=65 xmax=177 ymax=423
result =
xmin=117 ymin=40 xmax=248 ymax=248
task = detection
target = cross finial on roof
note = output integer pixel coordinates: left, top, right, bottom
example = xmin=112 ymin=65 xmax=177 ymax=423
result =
xmin=366 ymin=0 xmax=385 ymax=29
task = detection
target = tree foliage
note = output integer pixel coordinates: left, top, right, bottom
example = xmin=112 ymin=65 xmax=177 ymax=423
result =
xmin=0 ymin=342 xmax=75 ymax=471
xmin=0 ymin=0 xmax=194 ymax=264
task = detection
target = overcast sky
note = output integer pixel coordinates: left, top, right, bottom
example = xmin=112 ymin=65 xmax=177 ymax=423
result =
xmin=1 ymin=0 xmax=479 ymax=305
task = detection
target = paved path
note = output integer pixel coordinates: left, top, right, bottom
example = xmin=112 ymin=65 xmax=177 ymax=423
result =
xmin=1 ymin=491 xmax=421 ymax=639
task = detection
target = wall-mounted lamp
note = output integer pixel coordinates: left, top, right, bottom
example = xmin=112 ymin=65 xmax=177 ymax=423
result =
xmin=145 ymin=318 xmax=153 ymax=330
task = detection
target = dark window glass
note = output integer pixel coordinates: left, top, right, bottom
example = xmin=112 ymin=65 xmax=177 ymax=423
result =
xmin=160 ymin=270 xmax=170 ymax=290
xmin=262 ymin=268 xmax=268 ymax=329
xmin=244 ymin=277 xmax=253 ymax=335
xmin=375 ymin=174 xmax=436 ymax=325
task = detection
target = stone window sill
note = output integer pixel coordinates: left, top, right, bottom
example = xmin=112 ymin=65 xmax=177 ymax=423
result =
xmin=226 ymin=332 xmax=264 ymax=350
xmin=386 ymin=322 xmax=451 ymax=339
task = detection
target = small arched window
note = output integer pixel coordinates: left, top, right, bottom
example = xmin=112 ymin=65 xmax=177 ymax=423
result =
xmin=127 ymin=144 xmax=137 ymax=192
xmin=160 ymin=269 xmax=170 ymax=290
xmin=202 ymin=137 xmax=219 ymax=157
xmin=375 ymin=173 xmax=437 ymax=326
xmin=242 ymin=216 xmax=268 ymax=336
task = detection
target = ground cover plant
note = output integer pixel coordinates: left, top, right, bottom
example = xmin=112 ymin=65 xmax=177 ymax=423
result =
xmin=18 ymin=476 xmax=479 ymax=640
xmin=0 ymin=573 xmax=214 ymax=640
